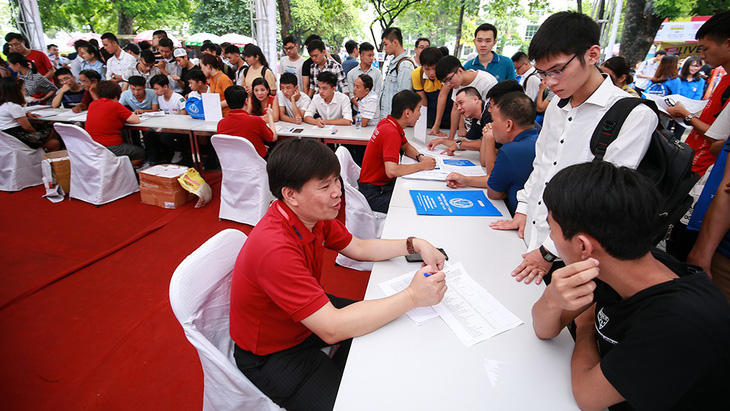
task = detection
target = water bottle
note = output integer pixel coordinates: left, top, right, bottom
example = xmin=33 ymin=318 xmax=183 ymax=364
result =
xmin=355 ymin=111 xmax=362 ymax=130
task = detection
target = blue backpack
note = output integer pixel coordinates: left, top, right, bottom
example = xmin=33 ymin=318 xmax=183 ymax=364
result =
xmin=185 ymin=97 xmax=205 ymax=120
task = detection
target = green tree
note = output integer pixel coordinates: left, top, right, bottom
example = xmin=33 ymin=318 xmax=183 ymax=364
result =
xmin=189 ymin=0 xmax=252 ymax=36
xmin=290 ymin=0 xmax=363 ymax=48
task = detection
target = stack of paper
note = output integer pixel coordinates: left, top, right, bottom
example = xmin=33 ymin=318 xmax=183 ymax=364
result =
xmin=402 ymin=151 xmax=486 ymax=181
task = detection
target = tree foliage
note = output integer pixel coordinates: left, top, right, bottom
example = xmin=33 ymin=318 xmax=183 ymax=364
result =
xmin=189 ymin=0 xmax=252 ymax=36
xmin=290 ymin=0 xmax=363 ymax=48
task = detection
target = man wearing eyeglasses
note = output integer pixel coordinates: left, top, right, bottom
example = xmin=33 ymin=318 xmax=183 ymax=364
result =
xmin=490 ymin=11 xmax=657 ymax=286
xmin=512 ymin=52 xmax=542 ymax=102
xmin=280 ymin=35 xmax=305 ymax=90
xmin=4 ymin=32 xmax=55 ymax=79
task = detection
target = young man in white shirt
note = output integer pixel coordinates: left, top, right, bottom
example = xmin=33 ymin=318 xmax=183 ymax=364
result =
xmin=633 ymin=49 xmax=666 ymax=94
xmin=224 ymin=44 xmax=248 ymax=86
xmin=280 ymin=36 xmax=305 ymax=90
xmin=352 ymin=74 xmax=379 ymax=126
xmin=150 ymin=74 xmax=186 ymax=114
xmin=278 ymin=72 xmax=311 ymax=124
xmin=490 ymin=11 xmax=657 ymax=285
xmin=347 ymin=42 xmax=382 ymax=102
xmin=304 ymin=71 xmax=353 ymax=127
xmin=101 ymin=33 xmax=135 ymax=84
xmin=512 ymin=51 xmax=541 ymax=102
xmin=157 ymin=38 xmax=183 ymax=94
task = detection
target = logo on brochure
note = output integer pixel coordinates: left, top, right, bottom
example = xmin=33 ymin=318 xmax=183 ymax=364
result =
xmin=449 ymin=198 xmax=473 ymax=209
xmin=597 ymin=308 xmax=609 ymax=329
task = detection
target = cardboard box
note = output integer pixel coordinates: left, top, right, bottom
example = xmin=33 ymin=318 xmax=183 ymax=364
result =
xmin=43 ymin=150 xmax=71 ymax=194
xmin=139 ymin=165 xmax=195 ymax=209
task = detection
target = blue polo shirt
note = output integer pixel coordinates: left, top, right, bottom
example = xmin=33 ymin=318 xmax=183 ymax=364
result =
xmin=463 ymin=52 xmax=516 ymax=82
xmin=119 ymin=89 xmax=157 ymax=111
xmin=487 ymin=127 xmax=538 ymax=216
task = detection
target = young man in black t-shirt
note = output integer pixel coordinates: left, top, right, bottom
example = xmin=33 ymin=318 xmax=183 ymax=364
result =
xmin=532 ymin=161 xmax=730 ymax=411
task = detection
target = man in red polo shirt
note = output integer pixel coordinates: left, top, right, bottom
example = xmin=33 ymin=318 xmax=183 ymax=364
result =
xmin=216 ymin=85 xmax=277 ymax=158
xmin=4 ymin=32 xmax=55 ymax=79
xmin=230 ymin=138 xmax=447 ymax=411
xmin=358 ymin=90 xmax=437 ymax=213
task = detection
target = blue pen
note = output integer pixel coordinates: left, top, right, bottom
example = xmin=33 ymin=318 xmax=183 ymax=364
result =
xmin=423 ymin=272 xmax=434 ymax=277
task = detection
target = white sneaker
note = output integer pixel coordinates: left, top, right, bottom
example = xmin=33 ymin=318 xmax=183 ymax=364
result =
xmin=171 ymin=151 xmax=183 ymax=164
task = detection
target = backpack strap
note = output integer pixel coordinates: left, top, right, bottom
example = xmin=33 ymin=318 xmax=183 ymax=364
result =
xmin=591 ymin=97 xmax=660 ymax=161
xmin=392 ymin=57 xmax=415 ymax=75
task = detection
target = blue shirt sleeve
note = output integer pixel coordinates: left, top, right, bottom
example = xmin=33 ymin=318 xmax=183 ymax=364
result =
xmin=145 ymin=90 xmax=157 ymax=108
xmin=487 ymin=150 xmax=514 ymax=194
xmin=119 ymin=91 xmax=131 ymax=108
xmin=503 ymin=57 xmax=517 ymax=80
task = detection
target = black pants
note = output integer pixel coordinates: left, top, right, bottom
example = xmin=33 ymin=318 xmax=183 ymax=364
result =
xmin=357 ymin=181 xmax=394 ymax=214
xmin=234 ymin=295 xmax=356 ymax=411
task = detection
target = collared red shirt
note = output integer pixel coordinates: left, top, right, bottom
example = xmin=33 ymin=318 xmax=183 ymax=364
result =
xmin=230 ymin=200 xmax=353 ymax=355
xmin=347 ymin=63 xmax=382 ymax=99
xmin=463 ymin=51 xmax=516 ymax=81
xmin=216 ymin=109 xmax=274 ymax=157
xmin=359 ymin=115 xmax=407 ymax=186
xmin=105 ymin=51 xmax=136 ymax=80
xmin=517 ymin=75 xmax=657 ymax=255
xmin=310 ymin=58 xmax=349 ymax=94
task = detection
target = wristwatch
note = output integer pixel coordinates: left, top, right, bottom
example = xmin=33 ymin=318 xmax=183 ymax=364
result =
xmin=416 ymin=153 xmax=425 ymax=161
xmin=406 ymin=236 xmax=416 ymax=254
xmin=456 ymin=140 xmax=463 ymax=149
xmin=683 ymin=114 xmax=695 ymax=126
xmin=539 ymin=245 xmax=558 ymax=263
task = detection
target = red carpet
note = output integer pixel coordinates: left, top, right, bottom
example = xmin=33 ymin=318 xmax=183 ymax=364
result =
xmin=0 ymin=172 xmax=370 ymax=409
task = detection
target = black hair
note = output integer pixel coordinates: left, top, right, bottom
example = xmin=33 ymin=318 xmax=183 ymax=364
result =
xmin=55 ymin=67 xmax=72 ymax=77
xmin=96 ymin=80 xmax=122 ymax=100
xmin=435 ymin=55 xmax=463 ymax=81
xmin=139 ymin=41 xmax=152 ymax=51
xmin=493 ymin=91 xmax=536 ymax=127
xmin=474 ymin=23 xmax=498 ymax=38
xmin=654 ymin=49 xmax=667 ymax=56
xmin=317 ymin=71 xmax=338 ymax=88
xmin=357 ymin=73 xmax=373 ymax=91
xmin=224 ymin=44 xmax=241 ymax=55
xmin=101 ymin=32 xmax=119 ymax=44
xmin=0 ymin=76 xmax=25 ymax=106
xmin=124 ymin=43 xmax=141 ymax=55
xmin=307 ymin=39 xmax=326 ymax=54
xmin=696 ymin=11 xmax=730 ymax=43
xmin=438 ymin=46 xmax=449 ymax=57
xmin=304 ymin=34 xmax=322 ymax=47
xmin=280 ymin=72 xmax=298 ymax=86
xmin=224 ymin=85 xmax=247 ymax=110
xmin=153 ymin=30 xmax=168 ymax=38
xmin=47 ymin=44 xmax=58 ymax=50
xmin=455 ymin=86 xmax=482 ymax=100
xmin=282 ymin=35 xmax=297 ymax=46
xmin=127 ymin=75 xmax=147 ymax=87
xmin=485 ymin=79 xmax=524 ymax=105
xmin=419 ymin=47 xmax=442 ymax=67
xmin=220 ymin=42 xmax=232 ymax=51
xmin=7 ymin=52 xmax=34 ymax=73
xmin=74 ymin=40 xmax=90 ymax=50
xmin=382 ymin=27 xmax=403 ymax=45
xmin=267 ymin=138 xmax=341 ymax=200
xmin=391 ymin=90 xmax=421 ymax=118
xmin=250 ymin=77 xmax=272 ymax=116
xmin=359 ymin=42 xmax=375 ymax=53
xmin=200 ymin=42 xmax=217 ymax=54
xmin=602 ymin=56 xmax=633 ymax=85
xmin=158 ymin=38 xmax=174 ymax=50
xmin=680 ymin=55 xmax=703 ymax=82
xmin=4 ymin=32 xmax=24 ymax=42
xmin=79 ymin=69 xmax=101 ymax=82
xmin=345 ymin=40 xmax=359 ymax=55
xmin=139 ymin=49 xmax=156 ymax=65
xmin=543 ymin=162 xmax=662 ymax=260
xmin=415 ymin=37 xmax=430 ymax=48
xmin=511 ymin=51 xmax=528 ymax=62
xmin=243 ymin=44 xmax=269 ymax=68
xmin=185 ymin=69 xmax=207 ymax=84
xmin=200 ymin=54 xmax=222 ymax=70
xmin=89 ymin=39 xmax=99 ymax=49
xmin=78 ymin=44 xmax=103 ymax=62
xmin=149 ymin=74 xmax=169 ymax=88
xmin=528 ymin=11 xmax=599 ymax=65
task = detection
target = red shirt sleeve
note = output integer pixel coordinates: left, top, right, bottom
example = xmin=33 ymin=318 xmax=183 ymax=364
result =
xmin=382 ymin=129 xmax=404 ymax=163
xmin=39 ymin=53 xmax=53 ymax=73
xmin=81 ymin=90 xmax=92 ymax=106
xmin=115 ymin=102 xmax=133 ymax=121
xmin=323 ymin=219 xmax=354 ymax=251
xmin=258 ymin=117 xmax=274 ymax=142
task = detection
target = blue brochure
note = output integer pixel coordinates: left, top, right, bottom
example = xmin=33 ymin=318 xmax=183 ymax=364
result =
xmin=410 ymin=190 xmax=502 ymax=216
xmin=441 ymin=159 xmax=476 ymax=167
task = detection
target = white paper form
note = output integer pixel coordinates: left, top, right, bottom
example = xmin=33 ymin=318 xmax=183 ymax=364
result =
xmin=643 ymin=93 xmax=708 ymax=124
xmin=401 ymin=152 xmax=486 ymax=181
xmin=379 ymin=271 xmax=440 ymax=325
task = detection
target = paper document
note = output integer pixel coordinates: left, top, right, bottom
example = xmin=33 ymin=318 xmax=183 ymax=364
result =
xmin=24 ymin=105 xmax=54 ymax=113
xmin=413 ymin=106 xmax=428 ymax=143
xmin=140 ymin=111 xmax=165 ymax=118
xmin=67 ymin=113 xmax=87 ymax=122
xmin=643 ymin=94 xmax=708 ymax=123
xmin=410 ymin=190 xmax=502 ymax=217
xmin=402 ymin=151 xmax=486 ymax=181
xmin=33 ymin=108 xmax=69 ymax=118
xmin=379 ymin=272 xmax=440 ymax=325
xmin=202 ymin=93 xmax=223 ymax=122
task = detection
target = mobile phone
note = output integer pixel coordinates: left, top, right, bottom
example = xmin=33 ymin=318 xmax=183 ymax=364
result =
xmin=405 ymin=248 xmax=449 ymax=263
xmin=664 ymin=97 xmax=677 ymax=107
xmin=292 ymin=128 xmax=304 ymax=133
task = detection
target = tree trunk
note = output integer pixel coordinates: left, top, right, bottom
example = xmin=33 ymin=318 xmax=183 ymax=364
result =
xmin=117 ymin=9 xmax=134 ymax=35
xmin=577 ymin=0 xmax=582 ymax=13
xmin=277 ymin=0 xmax=295 ymax=40
xmin=454 ymin=0 xmax=465 ymax=57
xmin=619 ymin=0 xmax=664 ymax=69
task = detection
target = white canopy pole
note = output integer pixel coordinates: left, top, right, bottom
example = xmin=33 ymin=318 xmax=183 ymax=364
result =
xmin=254 ymin=0 xmax=279 ymax=77
xmin=15 ymin=0 xmax=46 ymax=50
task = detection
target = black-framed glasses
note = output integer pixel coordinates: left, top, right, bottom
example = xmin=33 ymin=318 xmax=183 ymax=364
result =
xmin=535 ymin=54 xmax=577 ymax=80
xmin=442 ymin=69 xmax=459 ymax=85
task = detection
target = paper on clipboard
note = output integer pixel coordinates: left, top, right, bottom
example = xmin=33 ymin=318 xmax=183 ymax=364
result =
xmin=202 ymin=93 xmax=223 ymax=122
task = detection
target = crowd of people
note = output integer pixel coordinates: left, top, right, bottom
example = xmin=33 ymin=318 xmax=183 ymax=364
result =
xmin=2 ymin=10 xmax=730 ymax=411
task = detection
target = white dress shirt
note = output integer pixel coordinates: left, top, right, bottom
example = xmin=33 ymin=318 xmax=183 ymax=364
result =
xmin=520 ymin=66 xmax=542 ymax=102
xmin=305 ymin=91 xmax=353 ymax=121
xmin=105 ymin=51 xmax=136 ymax=81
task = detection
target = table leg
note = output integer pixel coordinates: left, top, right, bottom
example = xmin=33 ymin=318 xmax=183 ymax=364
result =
xmin=189 ymin=131 xmax=202 ymax=170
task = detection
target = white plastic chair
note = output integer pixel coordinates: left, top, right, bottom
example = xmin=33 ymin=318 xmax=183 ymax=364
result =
xmin=211 ymin=134 xmax=274 ymax=226
xmin=335 ymin=147 xmax=387 ymax=271
xmin=0 ymin=130 xmax=44 ymax=191
xmin=53 ymin=123 xmax=139 ymax=205
xmin=169 ymin=229 xmax=283 ymax=411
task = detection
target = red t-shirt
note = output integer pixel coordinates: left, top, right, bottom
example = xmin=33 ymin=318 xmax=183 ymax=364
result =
xmin=686 ymin=75 xmax=730 ymax=176
xmin=359 ymin=116 xmax=407 ymax=186
xmin=26 ymin=50 xmax=53 ymax=77
xmin=229 ymin=200 xmax=353 ymax=355
xmin=80 ymin=90 xmax=93 ymax=107
xmin=85 ymin=98 xmax=133 ymax=146
xmin=216 ymin=109 xmax=274 ymax=158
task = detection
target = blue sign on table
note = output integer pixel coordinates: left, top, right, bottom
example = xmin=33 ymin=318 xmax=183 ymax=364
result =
xmin=409 ymin=190 xmax=502 ymax=216
xmin=442 ymin=159 xmax=475 ymax=167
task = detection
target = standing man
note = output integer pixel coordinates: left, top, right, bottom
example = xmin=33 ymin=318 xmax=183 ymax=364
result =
xmin=380 ymin=27 xmax=416 ymax=119
xmin=224 ymin=44 xmax=247 ymax=85
xmin=512 ymin=51 xmax=541 ymax=101
xmin=280 ymin=35 xmax=305 ymax=90
xmin=463 ymin=24 xmax=516 ymax=82
xmin=414 ymin=38 xmax=430 ymax=67
xmin=47 ymin=44 xmax=69 ymax=69
xmin=5 ymin=33 xmax=55 ymax=79
xmin=342 ymin=40 xmax=360 ymax=75
xmin=347 ymin=42 xmax=382 ymax=101
xmin=101 ymin=33 xmax=136 ymax=84
xmin=633 ymin=49 xmax=666 ymax=95
xmin=307 ymin=40 xmax=349 ymax=97
xmin=157 ymin=38 xmax=183 ymax=94
xmin=172 ymin=48 xmax=200 ymax=96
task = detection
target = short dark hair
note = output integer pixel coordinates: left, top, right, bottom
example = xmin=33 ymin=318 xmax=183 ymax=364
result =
xmin=185 ymin=69 xmax=207 ymax=84
xmin=438 ymin=46 xmax=449 ymax=57
xmin=55 ymin=67 xmax=72 ymax=77
xmin=419 ymin=47 xmax=442 ymax=67
xmin=528 ymin=11 xmax=599 ymax=65
xmin=357 ymin=74 xmax=373 ymax=91
xmin=224 ymin=44 xmax=241 ymax=55
xmin=317 ymin=71 xmax=338 ymax=88
xmin=200 ymin=54 xmax=222 ymax=70
xmin=695 ymin=11 xmax=730 ymax=43
xmin=415 ymin=37 xmax=430 ymax=48
xmin=224 ymin=85 xmax=247 ymax=110
xmin=153 ymin=30 xmax=168 ymax=38
xmin=267 ymin=138 xmax=340 ymax=200
xmin=140 ymin=50 xmax=156 ymax=65
xmin=96 ymin=80 xmax=122 ymax=100
xmin=382 ymin=27 xmax=404 ymax=45
xmin=307 ymin=39 xmax=326 ymax=54
xmin=4 ymin=32 xmax=24 ymax=42
xmin=79 ymin=69 xmax=101 ymax=82
xmin=359 ymin=42 xmax=375 ymax=53
xmin=282 ymin=35 xmax=297 ymax=46
xmin=158 ymin=38 xmax=174 ymax=50
xmin=486 ymin=79 xmax=524 ymax=105
xmin=127 ymin=75 xmax=147 ymax=87
xmin=455 ymin=86 xmax=482 ymax=100
xmin=304 ymin=34 xmax=322 ymax=47
xmin=602 ymin=56 xmax=633 ymax=84
xmin=654 ymin=49 xmax=667 ymax=56
xmin=124 ymin=43 xmax=141 ymax=55
xmin=511 ymin=51 xmax=528 ymax=62
xmin=493 ymin=91 xmax=536 ymax=127
xmin=475 ymin=23 xmax=497 ymax=38
xmin=435 ymin=55 xmax=463 ymax=81
xmin=391 ymin=90 xmax=421 ymax=118
xmin=74 ymin=39 xmax=89 ymax=50
xmin=138 ymin=41 xmax=152 ymax=51
xmin=101 ymin=32 xmax=118 ymax=43
xmin=345 ymin=40 xmax=359 ymax=54
xmin=280 ymin=72 xmax=298 ymax=86
xmin=200 ymin=42 xmax=217 ymax=54
xmin=544 ymin=162 xmax=662 ymax=260
xmin=149 ymin=74 xmax=169 ymax=88
xmin=47 ymin=44 xmax=58 ymax=50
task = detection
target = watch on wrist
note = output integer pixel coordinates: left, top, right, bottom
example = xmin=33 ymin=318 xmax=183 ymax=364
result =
xmin=406 ymin=236 xmax=416 ymax=255
xmin=683 ymin=115 xmax=694 ymax=126
xmin=416 ymin=153 xmax=424 ymax=161
xmin=456 ymin=140 xmax=463 ymax=149
xmin=539 ymin=245 xmax=558 ymax=263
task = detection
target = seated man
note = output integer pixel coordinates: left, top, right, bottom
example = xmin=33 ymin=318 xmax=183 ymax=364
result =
xmin=445 ymin=91 xmax=538 ymax=216
xmin=358 ymin=90 xmax=437 ymax=213
xmin=119 ymin=75 xmax=159 ymax=114
xmin=84 ymin=80 xmax=145 ymax=166
xmin=185 ymin=69 xmax=209 ymax=99
xmin=231 ymin=138 xmax=447 ymax=411
xmin=149 ymin=74 xmax=186 ymax=115
xmin=277 ymin=72 xmax=311 ymax=125
xmin=217 ymin=85 xmax=277 ymax=158
xmin=351 ymin=73 xmax=379 ymax=126
xmin=122 ymin=50 xmax=161 ymax=91
xmin=533 ymin=161 xmax=730 ymax=411
xmin=304 ymin=71 xmax=352 ymax=128
xmin=51 ymin=68 xmax=85 ymax=109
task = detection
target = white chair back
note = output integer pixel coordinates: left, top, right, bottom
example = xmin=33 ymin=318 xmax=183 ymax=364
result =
xmin=0 ymin=130 xmax=44 ymax=191
xmin=211 ymin=134 xmax=274 ymax=226
xmin=335 ymin=146 xmax=361 ymax=189
xmin=53 ymin=123 xmax=138 ymax=205
xmin=169 ymin=229 xmax=282 ymax=411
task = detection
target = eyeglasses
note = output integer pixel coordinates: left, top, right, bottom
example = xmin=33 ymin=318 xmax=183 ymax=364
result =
xmin=442 ymin=70 xmax=458 ymax=85
xmin=284 ymin=45 xmax=297 ymax=51
xmin=535 ymin=54 xmax=577 ymax=80
xmin=8 ymin=41 xmax=24 ymax=49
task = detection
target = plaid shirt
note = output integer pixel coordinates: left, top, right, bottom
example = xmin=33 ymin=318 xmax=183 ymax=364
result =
xmin=310 ymin=58 xmax=349 ymax=94
xmin=19 ymin=71 xmax=57 ymax=97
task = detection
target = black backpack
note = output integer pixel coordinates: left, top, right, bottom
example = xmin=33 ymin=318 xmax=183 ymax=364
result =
xmin=590 ymin=97 xmax=700 ymax=244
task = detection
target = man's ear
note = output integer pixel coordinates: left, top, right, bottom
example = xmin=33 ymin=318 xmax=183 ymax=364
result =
xmin=576 ymin=234 xmax=596 ymax=260
xmin=585 ymin=45 xmax=602 ymax=66
xmin=281 ymin=186 xmax=299 ymax=207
